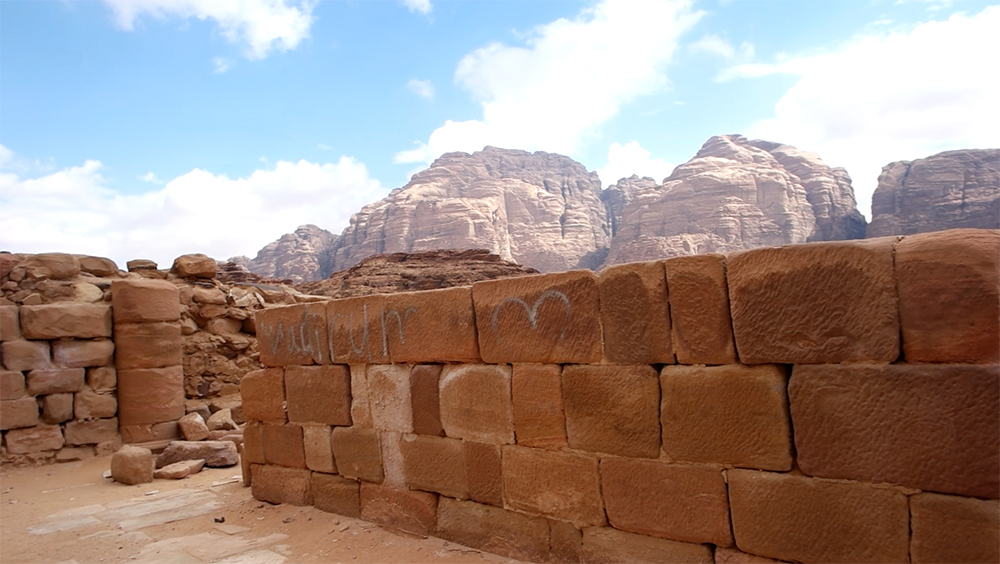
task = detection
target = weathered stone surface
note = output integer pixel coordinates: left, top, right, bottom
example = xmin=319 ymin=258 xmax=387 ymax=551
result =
xmin=311 ymin=472 xmax=360 ymax=517
xmin=384 ymin=287 xmax=480 ymax=363
xmin=56 ymin=446 xmax=95 ymax=463
xmin=238 ymin=224 xmax=339 ymax=285
xmin=4 ymin=424 xmax=64 ymax=453
xmin=464 ymin=441 xmax=502 ymax=507
xmin=910 ymin=492 xmax=1000 ymax=564
xmin=663 ymin=254 xmax=737 ymax=365
xmin=116 ymin=366 xmax=184 ymax=426
xmin=262 ymin=424 xmax=305 ymax=468
xmin=581 ymin=526 xmax=714 ymax=564
xmin=729 ymin=469 xmax=909 ymax=563
xmin=171 ymin=253 xmax=217 ymax=278
xmin=0 ymin=370 xmax=26 ymax=400
xmin=157 ymin=440 xmax=239 ymax=468
xmin=87 ymin=365 xmax=116 ymax=391
xmin=400 ymin=434 xmax=468 ymax=499
xmin=363 ymin=364 xmax=411 ymax=432
xmin=26 ymin=368 xmax=84 ymax=395
xmin=1 ymin=397 xmax=38 ymax=430
xmin=114 ymin=322 xmax=182 ymax=370
xmin=328 ymin=295 xmax=389 ymax=364
xmin=602 ymin=458 xmax=731 ymax=546
xmin=439 ymin=364 xmax=513 ymax=444
xmin=896 ymin=229 xmax=1000 ymax=363
xmin=21 ymin=253 xmax=81 ymax=280
xmin=790 ymin=363 xmax=1000 ymax=499
xmin=562 ymin=365 xmax=660 ymax=458
xmin=436 ymin=497 xmax=551 ymax=562
xmin=0 ymin=306 xmax=19 ymax=341
xmin=410 ymin=364 xmax=443 ymax=436
xmin=78 ymin=255 xmax=117 ymax=277
xmin=379 ymin=430 xmax=405 ymax=488
xmin=40 ymin=393 xmax=74 ymax=424
xmin=349 ymin=365 xmax=373 ymax=428
xmin=511 ymin=364 xmax=566 ymax=449
xmin=242 ymin=421 xmax=265 ymax=464
xmin=256 ymin=303 xmax=328 ymax=366
xmin=2 ymin=340 xmax=51 ymax=371
xmin=473 ymin=271 xmax=602 ymax=364
xmin=359 ymin=482 xmax=437 ymax=536
xmin=598 ymin=261 xmax=673 ymax=363
xmin=72 ymin=386 xmax=118 ymax=420
xmin=502 ymin=445 xmax=604 ymax=527
xmin=240 ymin=368 xmax=285 ymax=423
xmin=714 ymin=548 xmax=787 ymax=564
xmin=302 ymin=424 xmax=336 ymax=474
xmin=111 ymin=445 xmax=154 ymax=485
xmin=728 ymin=237 xmax=899 ymax=364
xmin=191 ymin=285 xmax=227 ymax=305
xmin=206 ymin=408 xmax=237 ymax=431
xmin=661 ymin=364 xmax=791 ymax=471
xmin=51 ymin=339 xmax=114 ymax=368
xmin=20 ymin=304 xmax=111 ymax=339
xmin=111 ymin=279 xmax=180 ymax=323
xmin=154 ymin=459 xmax=205 ymax=479
xmin=549 ymin=520 xmax=583 ymax=564
xmin=177 ymin=412 xmax=210 ymax=441
xmin=64 ymin=417 xmax=118 ymax=445
xmin=251 ymin=464 xmax=312 ymax=506
xmin=868 ymin=149 xmax=1000 ymax=237
xmin=331 ymin=426 xmax=383 ymax=482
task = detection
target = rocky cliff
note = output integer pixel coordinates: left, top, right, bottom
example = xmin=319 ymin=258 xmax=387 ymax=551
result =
xmin=867 ymin=149 xmax=1000 ymax=237
xmin=230 ymin=224 xmax=338 ymax=285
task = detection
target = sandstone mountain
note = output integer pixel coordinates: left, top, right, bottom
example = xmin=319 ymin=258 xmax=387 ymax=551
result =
xmin=867 ymin=149 xmax=1000 ymax=237
xmin=229 ymin=224 xmax=338 ymax=285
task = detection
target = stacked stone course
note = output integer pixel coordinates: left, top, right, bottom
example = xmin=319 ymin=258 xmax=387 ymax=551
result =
xmin=247 ymin=227 xmax=1000 ymax=563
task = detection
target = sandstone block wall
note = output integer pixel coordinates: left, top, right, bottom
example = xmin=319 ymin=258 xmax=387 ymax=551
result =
xmin=247 ymin=228 xmax=1000 ymax=564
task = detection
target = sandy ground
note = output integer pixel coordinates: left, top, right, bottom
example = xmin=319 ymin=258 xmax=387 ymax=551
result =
xmin=0 ymin=456 xmax=521 ymax=564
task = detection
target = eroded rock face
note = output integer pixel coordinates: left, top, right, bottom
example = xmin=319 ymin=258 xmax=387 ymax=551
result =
xmin=867 ymin=149 xmax=1000 ymax=237
xmin=233 ymin=224 xmax=339 ymax=285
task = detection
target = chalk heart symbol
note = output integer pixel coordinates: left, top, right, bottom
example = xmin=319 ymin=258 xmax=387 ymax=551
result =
xmin=491 ymin=289 xmax=571 ymax=341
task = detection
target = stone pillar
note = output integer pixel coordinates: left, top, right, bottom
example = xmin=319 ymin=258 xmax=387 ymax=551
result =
xmin=111 ymin=279 xmax=184 ymax=445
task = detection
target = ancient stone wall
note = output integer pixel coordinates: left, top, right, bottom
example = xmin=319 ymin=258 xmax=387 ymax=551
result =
xmin=244 ymin=228 xmax=1000 ymax=563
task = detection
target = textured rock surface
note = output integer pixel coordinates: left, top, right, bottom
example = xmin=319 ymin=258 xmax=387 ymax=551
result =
xmin=232 ymin=224 xmax=339 ymax=285
xmin=867 ymin=149 xmax=1000 ymax=237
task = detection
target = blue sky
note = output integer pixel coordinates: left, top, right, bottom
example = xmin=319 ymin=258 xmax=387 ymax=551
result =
xmin=2 ymin=0 xmax=997 ymax=267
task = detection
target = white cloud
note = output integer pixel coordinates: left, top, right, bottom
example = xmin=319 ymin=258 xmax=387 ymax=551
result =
xmin=395 ymin=0 xmax=703 ymax=165
xmin=401 ymin=0 xmax=432 ymax=15
xmin=140 ymin=171 xmax=164 ymax=184
xmin=407 ymin=78 xmax=435 ymax=100
xmin=721 ymin=6 xmax=1000 ymax=218
xmin=597 ymin=141 xmax=675 ymax=186
xmin=689 ymin=34 xmax=754 ymax=60
xmin=213 ymin=57 xmax=232 ymax=73
xmin=0 ymin=154 xmax=386 ymax=268
xmin=0 ymin=145 xmax=12 ymax=168
xmin=102 ymin=0 xmax=316 ymax=60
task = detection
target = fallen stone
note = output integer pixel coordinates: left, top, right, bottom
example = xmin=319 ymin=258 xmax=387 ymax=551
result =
xmin=111 ymin=445 xmax=154 ymax=485
xmin=172 ymin=254 xmax=217 ymax=278
xmin=157 ymin=440 xmax=239 ymax=468
xmin=207 ymin=408 xmax=238 ymax=431
xmin=154 ymin=459 xmax=206 ymax=479
xmin=78 ymin=256 xmax=118 ymax=277
xmin=178 ymin=412 xmax=210 ymax=441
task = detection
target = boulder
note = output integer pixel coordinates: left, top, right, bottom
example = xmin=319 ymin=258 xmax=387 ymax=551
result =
xmin=78 ymin=256 xmax=118 ymax=277
xmin=206 ymin=408 xmax=237 ymax=431
xmin=153 ymin=459 xmax=205 ymax=479
xmin=156 ymin=440 xmax=239 ymax=468
xmin=177 ymin=412 xmax=210 ymax=441
xmin=111 ymin=445 xmax=154 ymax=485
xmin=171 ymin=254 xmax=217 ymax=278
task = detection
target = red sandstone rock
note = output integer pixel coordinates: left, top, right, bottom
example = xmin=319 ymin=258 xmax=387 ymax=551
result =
xmin=114 ymin=322 xmax=183 ymax=370
xmin=311 ymin=472 xmax=360 ymax=517
xmin=501 ymin=445 xmax=604 ymax=527
xmin=40 ymin=393 xmax=73 ymax=424
xmin=359 ymin=482 xmax=437 ymax=536
xmin=251 ymin=464 xmax=312 ymax=506
xmin=86 ymin=366 xmax=116 ymax=391
xmin=1 ymin=340 xmax=51 ymax=371
xmin=436 ymin=497 xmax=551 ymax=562
xmin=78 ymin=256 xmax=117 ymax=277
xmin=511 ymin=364 xmax=566 ymax=449
xmin=157 ymin=440 xmax=238 ymax=468
xmin=439 ymin=364 xmax=513 ymax=444
xmin=262 ymin=424 xmax=305 ymax=468
xmin=562 ymin=365 xmax=660 ymax=458
xmin=64 ymin=418 xmax=118 ymax=445
xmin=399 ymin=434 xmax=468 ymax=499
xmin=384 ymin=286 xmax=480 ymax=363
xmin=26 ymin=368 xmax=84 ymax=395
xmin=51 ymin=339 xmax=114 ymax=368
xmin=663 ymin=253 xmax=737 ymax=365
xmin=111 ymin=279 xmax=180 ymax=323
xmin=242 ymin=421 xmax=265 ymax=464
xmin=116 ymin=366 xmax=184 ymax=426
xmin=21 ymin=253 xmax=80 ymax=280
xmin=598 ymin=260 xmax=673 ymax=363
xmin=111 ymin=445 xmax=154 ymax=485
xmin=464 ymin=441 xmax=502 ymax=507
xmin=154 ymin=459 xmax=205 ymax=479
xmin=4 ymin=424 xmax=64 ymax=454
xmin=1 ymin=397 xmax=39 ymax=430
xmin=409 ymin=364 xmax=443 ymax=436
xmin=302 ymin=424 xmax=336 ymax=474
xmin=328 ymin=295 xmax=389 ymax=364
xmin=171 ymin=254 xmax=217 ymax=279
xmin=0 ymin=306 xmax=19 ymax=341
xmin=714 ymin=547 xmax=788 ymax=564
xmin=284 ymin=365 xmax=351 ymax=426
xmin=349 ymin=365 xmax=373 ymax=428
xmin=581 ymin=526 xmax=713 ymax=564
xmin=331 ymin=426 xmax=383 ymax=482
xmin=0 ymin=370 xmax=26 ymax=400
xmin=177 ymin=412 xmax=210 ymax=441
xmin=73 ymin=386 xmax=117 ymax=420
xmin=910 ymin=492 xmax=1000 ymax=564
xmin=240 ymin=368 xmax=286 ymax=423
xmin=20 ymin=304 xmax=111 ymax=339
xmin=256 ymin=303 xmax=328 ymax=366
xmin=366 ymin=364 xmax=412 ymax=432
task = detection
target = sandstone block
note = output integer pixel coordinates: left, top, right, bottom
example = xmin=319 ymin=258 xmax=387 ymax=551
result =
xmin=728 ymin=238 xmax=899 ymax=364
xmin=512 ymin=364 xmax=566 ymax=449
xmin=0 ymin=397 xmax=38 ymax=430
xmin=177 ymin=412 xmax=210 ymax=441
xmin=191 ymin=286 xmax=227 ymax=305
xmin=409 ymin=364 xmax=443 ymax=436
xmin=111 ymin=445 xmax=154 ymax=485
xmin=379 ymin=430 xmax=405 ymax=487
xmin=502 ymin=445 xmax=604 ymax=527
xmin=64 ymin=417 xmax=118 ymax=445
xmin=714 ymin=548 xmax=787 ymax=564
xmin=602 ymin=458 xmax=731 ymax=546
xmin=400 ymin=434 xmax=468 ymax=498
xmin=4 ymin=424 xmax=64 ymax=453
xmin=331 ymin=426 xmax=383 ymax=482
xmin=436 ymin=497 xmax=551 ymax=562
xmin=349 ymin=364 xmax=373 ymax=428
xmin=581 ymin=527 xmax=714 ymax=564
xmin=111 ymin=279 xmax=180 ymax=323
xmin=562 ymin=365 xmax=660 ymax=458
xmin=86 ymin=366 xmax=116 ymax=391
xmin=242 ymin=421 xmax=265 ymax=464
xmin=158 ymin=440 xmax=238 ymax=467
xmin=384 ymin=286 xmax=480 ymax=363
xmin=359 ymin=482 xmax=437 ymax=535
xmin=251 ymin=464 xmax=312 ymax=506
xmin=240 ymin=368 xmax=286 ymax=423
xmin=206 ymin=408 xmax=237 ymax=431
xmin=598 ymin=261 xmax=673 ymax=364
xmin=205 ymin=317 xmax=242 ymax=335
xmin=896 ymin=229 xmax=1000 ymax=363
xmin=56 ymin=446 xmax=94 ymax=463
xmin=465 ymin=441 xmax=502 ymax=507
xmin=73 ymin=387 xmax=118 ymax=420
xmin=257 ymin=303 xmax=329 ymax=366
xmin=22 ymin=253 xmax=80 ymax=280
xmin=661 ymin=364 xmax=792 ymax=471
xmin=113 ymin=322 xmax=182 ymax=370
xmin=328 ymin=295 xmax=388 ymax=364
xmin=154 ymin=459 xmax=205 ymax=479
xmin=78 ymin=255 xmax=117 ymax=277
xmin=664 ymin=253 xmax=737 ymax=365
xmin=262 ymin=423 xmax=305 ymax=468
xmin=1 ymin=370 xmax=25 ymax=400
xmin=302 ymin=424 xmax=336 ymax=474
xmin=728 ymin=469 xmax=909 ymax=563
xmin=20 ymin=304 xmax=112 ymax=339
xmin=1 ymin=340 xmax=51 ymax=371
xmin=366 ymin=364 xmax=412 ymax=432
xmin=473 ymin=271 xmax=602 ymax=363
xmin=40 ymin=393 xmax=74 ymax=424
xmin=171 ymin=253 xmax=217 ymax=278
xmin=52 ymin=339 xmax=114 ymax=368
xmin=116 ymin=366 xmax=184 ymax=426
xmin=26 ymin=368 xmax=84 ymax=395
xmin=0 ymin=306 xmax=19 ymax=341
xmin=910 ymin=492 xmax=999 ymax=564
xmin=311 ymin=472 xmax=360 ymax=517
xmin=439 ymin=364 xmax=513 ymax=444
xmin=549 ymin=520 xmax=583 ymax=564
xmin=790 ymin=363 xmax=1000 ymax=498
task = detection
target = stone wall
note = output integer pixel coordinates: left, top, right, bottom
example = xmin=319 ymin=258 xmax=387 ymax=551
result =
xmin=245 ymin=228 xmax=1000 ymax=564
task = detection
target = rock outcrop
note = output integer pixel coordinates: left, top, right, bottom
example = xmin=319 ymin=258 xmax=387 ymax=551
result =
xmin=867 ymin=149 xmax=1000 ymax=237
xmin=231 ymin=224 xmax=338 ymax=285
xmin=297 ymin=249 xmax=538 ymax=299
xmin=601 ymin=175 xmax=658 ymax=238
xmin=605 ymin=135 xmax=866 ymax=265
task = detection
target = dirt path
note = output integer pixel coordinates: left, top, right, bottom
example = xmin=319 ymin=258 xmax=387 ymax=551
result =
xmin=0 ymin=456 xmax=520 ymax=564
